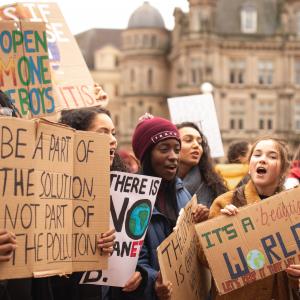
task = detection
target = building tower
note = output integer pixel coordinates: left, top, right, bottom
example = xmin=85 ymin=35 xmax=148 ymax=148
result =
xmin=120 ymin=2 xmax=170 ymax=144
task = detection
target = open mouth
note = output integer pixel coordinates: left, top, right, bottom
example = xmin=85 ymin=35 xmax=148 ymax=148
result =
xmin=165 ymin=164 xmax=177 ymax=171
xmin=256 ymin=166 xmax=267 ymax=175
xmin=110 ymin=149 xmax=115 ymax=156
xmin=191 ymin=151 xmax=200 ymax=156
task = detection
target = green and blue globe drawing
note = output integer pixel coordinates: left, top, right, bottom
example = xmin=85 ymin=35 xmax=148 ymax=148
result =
xmin=247 ymin=249 xmax=265 ymax=270
xmin=126 ymin=200 xmax=152 ymax=240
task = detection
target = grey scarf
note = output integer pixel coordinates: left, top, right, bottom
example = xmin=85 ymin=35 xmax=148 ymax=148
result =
xmin=183 ymin=165 xmax=215 ymax=208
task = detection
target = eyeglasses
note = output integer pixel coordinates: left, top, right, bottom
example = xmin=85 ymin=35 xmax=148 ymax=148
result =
xmin=0 ymin=107 xmax=13 ymax=117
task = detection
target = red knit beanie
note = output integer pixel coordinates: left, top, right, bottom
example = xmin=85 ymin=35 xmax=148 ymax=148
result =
xmin=132 ymin=115 xmax=180 ymax=162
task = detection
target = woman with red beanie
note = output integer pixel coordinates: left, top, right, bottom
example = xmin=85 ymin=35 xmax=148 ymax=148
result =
xmin=132 ymin=114 xmax=191 ymax=300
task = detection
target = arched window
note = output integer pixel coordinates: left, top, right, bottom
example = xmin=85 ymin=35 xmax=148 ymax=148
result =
xmin=241 ymin=3 xmax=257 ymax=34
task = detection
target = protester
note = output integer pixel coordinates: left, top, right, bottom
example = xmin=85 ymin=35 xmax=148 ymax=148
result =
xmin=215 ymin=140 xmax=251 ymax=190
xmin=285 ymin=145 xmax=300 ymax=189
xmin=208 ymin=137 xmax=300 ymax=300
xmin=118 ymin=150 xmax=139 ymax=174
xmin=56 ymin=106 xmax=145 ymax=300
xmin=176 ymin=122 xmax=227 ymax=211
xmin=0 ymin=90 xmax=53 ymax=300
xmin=131 ymin=114 xmax=193 ymax=300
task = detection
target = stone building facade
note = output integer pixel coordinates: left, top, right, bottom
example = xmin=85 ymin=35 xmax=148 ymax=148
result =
xmin=76 ymin=0 xmax=300 ymax=154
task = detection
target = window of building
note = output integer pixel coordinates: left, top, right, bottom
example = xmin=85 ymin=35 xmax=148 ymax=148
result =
xmin=238 ymin=119 xmax=244 ymax=129
xmin=241 ymin=3 xmax=257 ymax=34
xmin=229 ymin=59 xmax=246 ymax=84
xmin=296 ymin=11 xmax=300 ymax=36
xmin=267 ymin=119 xmax=273 ymax=130
xmin=147 ymin=68 xmax=153 ymax=87
xmin=177 ymin=68 xmax=183 ymax=85
xmin=259 ymin=119 xmax=264 ymax=130
xmin=134 ymin=35 xmax=139 ymax=45
xmin=115 ymin=85 xmax=119 ymax=97
xmin=230 ymin=119 xmax=235 ymax=129
xmin=296 ymin=119 xmax=300 ymax=130
xmin=148 ymin=106 xmax=153 ymax=115
xmin=130 ymin=106 xmax=135 ymax=128
xmin=126 ymin=36 xmax=132 ymax=46
xmin=258 ymin=60 xmax=274 ymax=85
xmin=258 ymin=100 xmax=274 ymax=131
xmin=143 ymin=34 xmax=150 ymax=47
xmin=115 ymin=56 xmax=119 ymax=67
xmin=151 ymin=35 xmax=157 ymax=47
xmin=229 ymin=100 xmax=245 ymax=130
xmin=190 ymin=58 xmax=203 ymax=85
xmin=295 ymin=59 xmax=300 ymax=84
xmin=130 ymin=69 xmax=135 ymax=83
xmin=295 ymin=102 xmax=300 ymax=130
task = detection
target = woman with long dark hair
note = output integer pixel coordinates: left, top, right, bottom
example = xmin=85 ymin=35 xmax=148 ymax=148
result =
xmin=53 ymin=106 xmax=144 ymax=300
xmin=176 ymin=122 xmax=227 ymax=211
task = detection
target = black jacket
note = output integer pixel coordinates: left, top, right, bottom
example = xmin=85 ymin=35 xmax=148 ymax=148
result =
xmin=0 ymin=278 xmax=53 ymax=300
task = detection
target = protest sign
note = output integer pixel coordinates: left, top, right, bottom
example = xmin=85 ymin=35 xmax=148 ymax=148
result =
xmin=0 ymin=2 xmax=99 ymax=117
xmin=195 ymin=187 xmax=300 ymax=295
xmin=157 ymin=196 xmax=210 ymax=300
xmin=80 ymin=171 xmax=161 ymax=287
xmin=0 ymin=117 xmax=110 ymax=279
xmin=167 ymin=94 xmax=224 ymax=157
xmin=0 ymin=21 xmax=54 ymax=118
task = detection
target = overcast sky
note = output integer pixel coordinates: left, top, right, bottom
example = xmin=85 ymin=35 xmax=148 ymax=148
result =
xmin=0 ymin=0 xmax=189 ymax=34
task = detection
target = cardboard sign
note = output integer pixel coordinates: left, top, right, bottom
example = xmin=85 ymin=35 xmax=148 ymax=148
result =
xmin=0 ymin=117 xmax=110 ymax=279
xmin=80 ymin=171 xmax=161 ymax=287
xmin=167 ymin=94 xmax=224 ymax=158
xmin=157 ymin=196 xmax=210 ymax=300
xmin=0 ymin=21 xmax=54 ymax=118
xmin=0 ymin=2 xmax=99 ymax=117
xmin=195 ymin=187 xmax=300 ymax=295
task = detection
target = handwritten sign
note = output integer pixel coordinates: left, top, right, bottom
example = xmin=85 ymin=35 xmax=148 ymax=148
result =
xmin=0 ymin=117 xmax=110 ymax=279
xmin=0 ymin=2 xmax=99 ymax=116
xmin=0 ymin=21 xmax=54 ymax=117
xmin=80 ymin=171 xmax=161 ymax=287
xmin=167 ymin=94 xmax=224 ymax=158
xmin=157 ymin=196 xmax=210 ymax=300
xmin=195 ymin=187 xmax=300 ymax=295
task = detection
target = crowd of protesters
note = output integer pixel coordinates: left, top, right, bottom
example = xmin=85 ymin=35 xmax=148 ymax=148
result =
xmin=0 ymin=87 xmax=299 ymax=300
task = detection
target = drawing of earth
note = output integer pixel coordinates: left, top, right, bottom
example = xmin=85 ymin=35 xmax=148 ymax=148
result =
xmin=247 ymin=249 xmax=265 ymax=270
xmin=128 ymin=200 xmax=151 ymax=239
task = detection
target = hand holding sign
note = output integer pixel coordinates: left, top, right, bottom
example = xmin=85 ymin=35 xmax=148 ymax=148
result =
xmin=155 ymin=271 xmax=173 ymax=300
xmin=0 ymin=230 xmax=17 ymax=262
xmin=122 ymin=271 xmax=142 ymax=292
xmin=286 ymin=264 xmax=300 ymax=277
xmin=192 ymin=204 xmax=209 ymax=223
xmin=220 ymin=204 xmax=239 ymax=216
xmin=97 ymin=228 xmax=116 ymax=255
xmin=94 ymin=83 xmax=109 ymax=107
